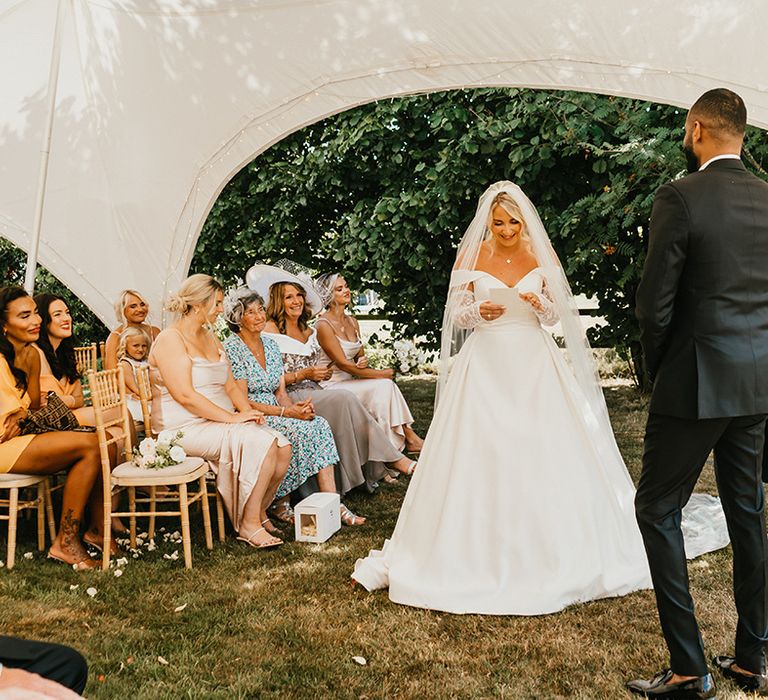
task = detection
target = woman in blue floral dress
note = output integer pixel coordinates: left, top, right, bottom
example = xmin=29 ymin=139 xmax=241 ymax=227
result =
xmin=223 ymin=287 xmax=365 ymax=527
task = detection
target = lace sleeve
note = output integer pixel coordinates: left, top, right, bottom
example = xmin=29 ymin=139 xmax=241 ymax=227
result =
xmin=533 ymin=280 xmax=559 ymax=326
xmin=452 ymin=289 xmax=484 ymax=329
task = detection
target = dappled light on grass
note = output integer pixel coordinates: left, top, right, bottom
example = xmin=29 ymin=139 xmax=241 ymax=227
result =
xmin=0 ymin=379 xmax=748 ymax=697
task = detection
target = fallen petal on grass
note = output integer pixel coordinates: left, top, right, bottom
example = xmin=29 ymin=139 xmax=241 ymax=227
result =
xmin=157 ymin=656 xmax=169 ymax=665
xmin=352 ymin=656 xmax=367 ymax=666
xmin=86 ymin=587 xmax=98 ymax=598
xmin=174 ymin=603 xmax=187 ymax=613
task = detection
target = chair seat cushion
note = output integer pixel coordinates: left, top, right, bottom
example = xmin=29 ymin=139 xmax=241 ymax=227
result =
xmin=0 ymin=472 xmax=46 ymax=488
xmin=112 ymin=457 xmax=208 ymax=485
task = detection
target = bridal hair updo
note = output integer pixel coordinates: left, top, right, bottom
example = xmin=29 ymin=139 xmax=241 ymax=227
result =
xmin=268 ymin=282 xmax=312 ymax=334
xmin=488 ymin=192 xmax=529 ymax=243
xmin=166 ymin=274 xmax=224 ymax=317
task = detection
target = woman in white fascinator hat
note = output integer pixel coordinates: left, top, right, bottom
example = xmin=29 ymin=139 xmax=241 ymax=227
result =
xmin=248 ymin=261 xmax=418 ymax=497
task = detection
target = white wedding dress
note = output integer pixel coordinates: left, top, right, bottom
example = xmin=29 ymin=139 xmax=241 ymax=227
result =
xmin=352 ymin=268 xmax=729 ymax=615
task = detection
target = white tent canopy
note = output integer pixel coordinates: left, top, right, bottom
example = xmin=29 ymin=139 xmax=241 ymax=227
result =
xmin=2 ymin=0 xmax=767 ymax=326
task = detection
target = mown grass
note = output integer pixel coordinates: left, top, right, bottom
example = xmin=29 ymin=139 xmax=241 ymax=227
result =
xmin=0 ymin=379 xmax=757 ymax=699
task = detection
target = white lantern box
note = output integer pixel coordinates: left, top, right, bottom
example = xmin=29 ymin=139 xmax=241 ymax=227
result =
xmin=294 ymin=492 xmax=341 ymax=543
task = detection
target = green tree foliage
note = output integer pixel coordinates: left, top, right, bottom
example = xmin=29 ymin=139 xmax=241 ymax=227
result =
xmin=189 ymin=90 xmax=672 ymax=382
xmin=0 ymin=239 xmax=108 ymax=343
xmin=197 ymin=88 xmax=768 ymax=386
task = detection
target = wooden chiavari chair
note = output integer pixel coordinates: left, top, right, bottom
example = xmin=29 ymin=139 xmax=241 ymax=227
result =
xmin=88 ymin=367 xmax=213 ymax=570
xmin=0 ymin=474 xmax=55 ymax=569
xmin=134 ymin=364 xmax=226 ymax=543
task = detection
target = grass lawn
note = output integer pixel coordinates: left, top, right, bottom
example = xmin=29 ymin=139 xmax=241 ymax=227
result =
xmin=0 ymin=378 xmax=757 ymax=699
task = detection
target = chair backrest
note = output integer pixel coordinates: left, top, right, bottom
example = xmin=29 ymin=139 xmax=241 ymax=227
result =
xmin=74 ymin=344 xmax=98 ymax=375
xmin=98 ymin=341 xmax=106 ymax=368
xmin=135 ymin=364 xmax=154 ymax=437
xmin=87 ymin=367 xmax=135 ymax=476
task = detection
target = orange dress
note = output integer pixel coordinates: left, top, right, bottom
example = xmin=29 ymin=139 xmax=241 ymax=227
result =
xmin=33 ymin=345 xmax=94 ymax=424
xmin=0 ymin=356 xmax=35 ymax=472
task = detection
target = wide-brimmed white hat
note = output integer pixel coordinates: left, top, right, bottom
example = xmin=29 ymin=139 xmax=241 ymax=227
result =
xmin=245 ymin=262 xmax=324 ymax=316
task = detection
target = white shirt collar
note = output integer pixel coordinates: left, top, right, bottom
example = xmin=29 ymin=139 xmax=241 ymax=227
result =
xmin=699 ymin=154 xmax=741 ymax=171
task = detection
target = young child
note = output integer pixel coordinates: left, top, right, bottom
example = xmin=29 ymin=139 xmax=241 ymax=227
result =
xmin=118 ymin=326 xmax=151 ymax=424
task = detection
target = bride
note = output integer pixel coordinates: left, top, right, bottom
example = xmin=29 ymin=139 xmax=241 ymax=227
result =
xmin=351 ymin=181 xmax=728 ymax=615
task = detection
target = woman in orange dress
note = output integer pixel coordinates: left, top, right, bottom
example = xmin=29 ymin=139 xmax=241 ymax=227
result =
xmin=1 ymin=287 xmax=108 ymax=570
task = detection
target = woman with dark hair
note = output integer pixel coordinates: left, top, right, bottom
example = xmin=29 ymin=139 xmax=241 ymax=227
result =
xmin=33 ymin=293 xmax=86 ymax=415
xmin=0 ymin=286 xmax=109 ymax=569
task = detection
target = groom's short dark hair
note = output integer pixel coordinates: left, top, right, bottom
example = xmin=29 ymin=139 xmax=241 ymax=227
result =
xmin=689 ymin=88 xmax=747 ymax=138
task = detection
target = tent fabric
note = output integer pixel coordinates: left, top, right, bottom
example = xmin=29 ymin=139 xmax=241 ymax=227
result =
xmin=2 ymin=0 xmax=767 ymax=326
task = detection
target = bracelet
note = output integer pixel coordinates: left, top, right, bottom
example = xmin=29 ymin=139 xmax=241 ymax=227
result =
xmin=280 ymin=406 xmax=285 ymax=417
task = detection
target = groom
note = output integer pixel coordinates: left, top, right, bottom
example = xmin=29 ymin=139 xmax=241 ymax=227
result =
xmin=629 ymin=88 xmax=768 ymax=698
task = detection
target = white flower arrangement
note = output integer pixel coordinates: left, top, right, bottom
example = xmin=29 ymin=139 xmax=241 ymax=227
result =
xmin=133 ymin=430 xmax=187 ymax=469
xmin=392 ymin=339 xmax=427 ymax=375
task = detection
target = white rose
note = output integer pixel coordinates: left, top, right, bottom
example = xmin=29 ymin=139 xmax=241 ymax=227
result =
xmin=157 ymin=430 xmax=174 ymax=446
xmin=139 ymin=438 xmax=157 ymax=459
xmin=169 ymin=445 xmax=187 ymax=463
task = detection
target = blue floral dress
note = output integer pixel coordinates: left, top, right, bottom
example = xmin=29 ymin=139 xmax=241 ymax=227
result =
xmin=224 ymin=334 xmax=339 ymax=498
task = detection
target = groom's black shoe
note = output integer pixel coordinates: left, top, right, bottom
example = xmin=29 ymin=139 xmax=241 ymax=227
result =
xmin=626 ymin=669 xmax=717 ymax=698
xmin=712 ymin=655 xmax=768 ymax=695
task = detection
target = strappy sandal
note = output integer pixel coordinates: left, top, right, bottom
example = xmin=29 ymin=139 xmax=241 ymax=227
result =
xmin=47 ymin=551 xmax=99 ymax=571
xmin=268 ymin=501 xmax=295 ymax=525
xmin=261 ymin=517 xmax=282 ymax=535
xmin=237 ymin=527 xmax=283 ymax=549
xmin=340 ymin=503 xmax=366 ymax=526
xmin=83 ymin=532 xmax=121 ymax=555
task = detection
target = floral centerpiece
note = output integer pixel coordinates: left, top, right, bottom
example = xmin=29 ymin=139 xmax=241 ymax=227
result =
xmin=133 ymin=430 xmax=187 ymax=469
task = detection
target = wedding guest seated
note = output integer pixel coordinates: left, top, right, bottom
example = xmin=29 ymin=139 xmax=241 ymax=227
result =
xmin=248 ymin=263 xmax=416 ymax=493
xmin=314 ymin=273 xmax=424 ymax=455
xmin=32 ymin=294 xmax=86 ymax=418
xmin=117 ymin=326 xmax=151 ymax=427
xmin=149 ymin=274 xmax=291 ymax=548
xmin=103 ymin=289 xmax=161 ymax=369
xmin=223 ymin=286 xmax=366 ymax=527
xmin=34 ymin=292 xmax=135 ymax=539
xmin=0 ymin=634 xmax=87 ymax=697
xmin=1 ymin=286 xmax=111 ymax=570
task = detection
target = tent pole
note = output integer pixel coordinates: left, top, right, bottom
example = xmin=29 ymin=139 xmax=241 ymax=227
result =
xmin=23 ymin=0 xmax=67 ymax=294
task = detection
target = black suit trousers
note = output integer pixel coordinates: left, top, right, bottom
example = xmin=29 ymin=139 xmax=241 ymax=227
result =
xmin=0 ymin=636 xmax=88 ymax=695
xmin=635 ymin=412 xmax=768 ymax=676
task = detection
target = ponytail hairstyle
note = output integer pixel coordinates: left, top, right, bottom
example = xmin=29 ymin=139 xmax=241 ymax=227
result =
xmin=166 ymin=274 xmax=224 ymax=318
xmin=0 ymin=286 xmax=32 ymax=391
xmin=117 ymin=325 xmax=152 ymax=361
xmin=33 ymin=293 xmax=79 ymax=383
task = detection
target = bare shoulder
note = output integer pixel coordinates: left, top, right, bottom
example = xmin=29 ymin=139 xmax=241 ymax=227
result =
xmin=263 ymin=320 xmax=279 ymax=333
xmin=152 ymin=327 xmax=183 ymax=352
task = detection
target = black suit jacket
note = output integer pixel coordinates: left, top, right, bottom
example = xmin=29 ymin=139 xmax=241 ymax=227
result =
xmin=636 ymin=158 xmax=768 ymax=419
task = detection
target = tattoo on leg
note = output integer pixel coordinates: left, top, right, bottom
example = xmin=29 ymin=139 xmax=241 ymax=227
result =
xmin=60 ymin=509 xmax=81 ymax=549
